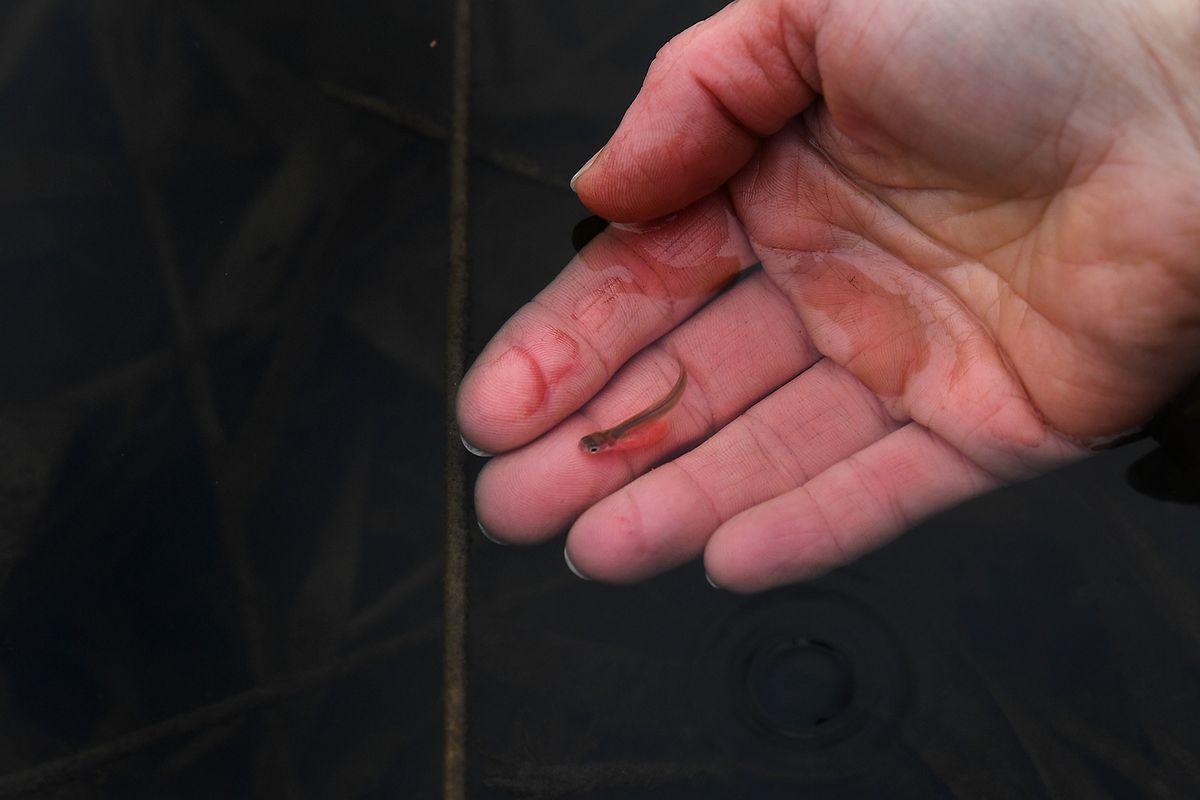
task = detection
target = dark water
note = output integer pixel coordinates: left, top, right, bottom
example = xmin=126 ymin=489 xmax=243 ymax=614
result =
xmin=1 ymin=1 xmax=1198 ymax=798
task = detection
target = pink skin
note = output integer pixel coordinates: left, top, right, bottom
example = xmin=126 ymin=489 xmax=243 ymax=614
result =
xmin=457 ymin=0 xmax=1200 ymax=591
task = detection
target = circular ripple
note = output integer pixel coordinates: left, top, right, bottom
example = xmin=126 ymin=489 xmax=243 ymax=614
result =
xmin=689 ymin=582 xmax=914 ymax=780
xmin=744 ymin=637 xmax=855 ymax=735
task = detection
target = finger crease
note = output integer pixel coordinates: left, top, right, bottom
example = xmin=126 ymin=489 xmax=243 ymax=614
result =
xmin=668 ymin=460 xmax=723 ymax=531
xmin=742 ymin=409 xmax=810 ymax=489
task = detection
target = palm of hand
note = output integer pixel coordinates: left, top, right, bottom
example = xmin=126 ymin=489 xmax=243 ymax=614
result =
xmin=458 ymin=0 xmax=1200 ymax=591
xmin=799 ymin=1 xmax=1200 ymax=441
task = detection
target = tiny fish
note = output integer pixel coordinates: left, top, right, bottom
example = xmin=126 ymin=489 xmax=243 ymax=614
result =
xmin=580 ymin=358 xmax=687 ymax=454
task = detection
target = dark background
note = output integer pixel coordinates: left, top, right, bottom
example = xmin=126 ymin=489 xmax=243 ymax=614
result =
xmin=1 ymin=1 xmax=1198 ymax=797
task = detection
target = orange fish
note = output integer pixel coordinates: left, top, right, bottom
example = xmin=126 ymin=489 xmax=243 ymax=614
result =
xmin=580 ymin=358 xmax=687 ymax=454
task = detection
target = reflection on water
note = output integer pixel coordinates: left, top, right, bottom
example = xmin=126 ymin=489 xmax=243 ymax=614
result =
xmin=1 ymin=0 xmax=1198 ymax=797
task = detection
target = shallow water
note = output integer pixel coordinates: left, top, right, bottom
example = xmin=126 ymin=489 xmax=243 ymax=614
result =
xmin=1 ymin=1 xmax=1198 ymax=797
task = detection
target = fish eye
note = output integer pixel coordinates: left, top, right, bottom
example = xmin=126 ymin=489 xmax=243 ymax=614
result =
xmin=589 ymin=446 xmax=598 ymax=453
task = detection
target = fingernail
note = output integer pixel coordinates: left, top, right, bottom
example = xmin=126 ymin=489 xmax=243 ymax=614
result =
xmin=705 ymin=572 xmax=721 ymax=589
xmin=478 ymin=520 xmax=507 ymax=545
xmin=570 ymin=146 xmax=604 ymax=193
xmin=564 ymin=548 xmax=591 ymax=580
xmin=460 ymin=433 xmax=493 ymax=458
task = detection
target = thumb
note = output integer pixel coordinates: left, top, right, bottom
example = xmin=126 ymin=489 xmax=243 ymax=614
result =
xmin=572 ymin=0 xmax=824 ymax=222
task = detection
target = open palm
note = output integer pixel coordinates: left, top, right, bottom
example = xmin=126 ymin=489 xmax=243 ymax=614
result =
xmin=457 ymin=0 xmax=1200 ymax=591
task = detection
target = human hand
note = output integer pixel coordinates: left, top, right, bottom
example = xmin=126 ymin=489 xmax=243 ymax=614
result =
xmin=457 ymin=0 xmax=1200 ymax=591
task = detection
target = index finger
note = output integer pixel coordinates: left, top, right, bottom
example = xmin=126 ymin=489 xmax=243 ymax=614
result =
xmin=457 ymin=193 xmax=755 ymax=455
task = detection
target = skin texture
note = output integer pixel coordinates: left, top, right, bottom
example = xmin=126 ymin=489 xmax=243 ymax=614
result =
xmin=457 ymin=0 xmax=1200 ymax=592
